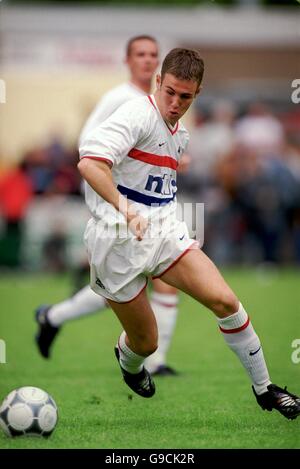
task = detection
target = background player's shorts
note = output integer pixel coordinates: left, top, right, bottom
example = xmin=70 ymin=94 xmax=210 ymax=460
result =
xmin=84 ymin=216 xmax=198 ymax=303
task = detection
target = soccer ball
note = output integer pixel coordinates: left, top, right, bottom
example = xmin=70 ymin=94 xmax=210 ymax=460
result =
xmin=0 ymin=386 xmax=58 ymax=437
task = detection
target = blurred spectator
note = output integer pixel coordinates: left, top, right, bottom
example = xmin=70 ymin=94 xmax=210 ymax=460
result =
xmin=45 ymin=146 xmax=81 ymax=196
xmin=23 ymin=147 xmax=53 ymax=195
xmin=236 ymin=146 xmax=299 ymax=263
xmin=188 ymin=99 xmax=236 ymax=181
xmin=23 ymin=138 xmax=81 ymax=196
xmin=0 ymin=162 xmax=33 ymax=267
xmin=235 ymin=102 xmax=284 ymax=157
xmin=42 ymin=224 xmax=68 ymax=273
xmin=282 ymin=139 xmax=300 ymax=263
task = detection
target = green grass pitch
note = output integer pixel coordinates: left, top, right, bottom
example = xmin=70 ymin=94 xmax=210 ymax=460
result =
xmin=0 ymin=268 xmax=299 ymax=448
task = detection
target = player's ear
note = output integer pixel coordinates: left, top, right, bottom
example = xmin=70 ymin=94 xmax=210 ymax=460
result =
xmin=156 ymin=74 xmax=161 ymax=89
xmin=195 ymin=84 xmax=203 ymax=97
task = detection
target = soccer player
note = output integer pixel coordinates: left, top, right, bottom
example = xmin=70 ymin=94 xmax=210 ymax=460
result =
xmin=78 ymin=47 xmax=300 ymax=419
xmin=35 ymin=36 xmax=183 ymax=376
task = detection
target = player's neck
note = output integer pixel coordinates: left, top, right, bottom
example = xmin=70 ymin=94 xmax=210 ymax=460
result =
xmin=130 ymin=78 xmax=152 ymax=94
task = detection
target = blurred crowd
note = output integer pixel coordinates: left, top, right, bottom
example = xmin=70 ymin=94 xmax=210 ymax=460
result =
xmin=179 ymin=101 xmax=300 ymax=265
xmin=0 ymin=101 xmax=300 ymax=269
xmin=0 ymin=137 xmax=81 ymax=267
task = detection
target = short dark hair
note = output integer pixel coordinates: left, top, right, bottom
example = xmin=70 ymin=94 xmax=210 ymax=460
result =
xmin=126 ymin=35 xmax=158 ymax=57
xmin=161 ymin=48 xmax=204 ymax=87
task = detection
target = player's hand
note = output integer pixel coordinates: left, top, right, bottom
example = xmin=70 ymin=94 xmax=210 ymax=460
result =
xmin=127 ymin=212 xmax=148 ymax=241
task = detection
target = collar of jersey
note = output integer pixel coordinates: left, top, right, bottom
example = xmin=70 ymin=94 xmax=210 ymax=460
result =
xmin=148 ymin=95 xmax=179 ymax=136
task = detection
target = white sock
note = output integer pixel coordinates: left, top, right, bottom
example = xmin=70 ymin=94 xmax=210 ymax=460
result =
xmin=144 ymin=291 xmax=178 ymax=373
xmin=218 ymin=303 xmax=271 ymax=395
xmin=117 ymin=331 xmax=144 ymax=374
xmin=47 ymin=286 xmax=107 ymax=327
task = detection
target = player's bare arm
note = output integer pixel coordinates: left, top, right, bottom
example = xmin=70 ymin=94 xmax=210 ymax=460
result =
xmin=77 ymin=158 xmax=148 ymax=240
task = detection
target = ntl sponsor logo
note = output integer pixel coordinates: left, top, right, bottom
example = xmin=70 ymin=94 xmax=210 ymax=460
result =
xmin=145 ymin=173 xmax=176 ymax=196
xmin=0 ymin=339 xmax=6 ymax=364
xmin=291 ymin=339 xmax=300 ymax=364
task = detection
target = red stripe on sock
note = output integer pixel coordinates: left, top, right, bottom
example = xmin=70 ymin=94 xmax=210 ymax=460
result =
xmin=151 ymin=298 xmax=177 ymax=308
xmin=219 ymin=316 xmax=250 ymax=334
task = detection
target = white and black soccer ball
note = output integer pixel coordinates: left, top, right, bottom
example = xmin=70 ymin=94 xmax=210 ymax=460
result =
xmin=0 ymin=386 xmax=58 ymax=437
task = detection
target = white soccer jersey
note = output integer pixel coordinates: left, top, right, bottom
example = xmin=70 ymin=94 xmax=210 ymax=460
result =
xmin=79 ymin=94 xmax=189 ymax=225
xmin=79 ymin=82 xmax=145 ymax=144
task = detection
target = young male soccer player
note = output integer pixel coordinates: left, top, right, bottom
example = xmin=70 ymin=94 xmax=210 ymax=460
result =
xmin=35 ymin=36 xmax=183 ymax=376
xmin=78 ymin=47 xmax=300 ymax=419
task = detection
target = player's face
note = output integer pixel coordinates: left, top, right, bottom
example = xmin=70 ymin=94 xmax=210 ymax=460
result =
xmin=156 ymin=73 xmax=200 ymax=125
xmin=126 ymin=39 xmax=159 ymax=84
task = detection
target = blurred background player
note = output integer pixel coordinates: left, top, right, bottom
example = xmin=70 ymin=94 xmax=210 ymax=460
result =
xmin=35 ymin=35 xmax=189 ymax=376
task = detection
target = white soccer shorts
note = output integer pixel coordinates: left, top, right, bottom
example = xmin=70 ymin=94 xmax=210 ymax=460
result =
xmin=84 ymin=217 xmax=198 ymax=303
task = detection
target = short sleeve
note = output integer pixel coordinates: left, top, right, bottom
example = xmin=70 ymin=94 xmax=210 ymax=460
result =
xmin=79 ymin=98 xmax=148 ymax=167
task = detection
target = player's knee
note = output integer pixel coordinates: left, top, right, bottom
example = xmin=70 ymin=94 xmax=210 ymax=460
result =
xmin=212 ymin=292 xmax=239 ymax=318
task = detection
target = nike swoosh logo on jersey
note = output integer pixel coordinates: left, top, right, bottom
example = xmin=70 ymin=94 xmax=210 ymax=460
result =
xmin=158 ymin=142 xmax=166 ymax=147
xmin=179 ymin=234 xmax=185 ymax=240
xmin=249 ymin=346 xmax=261 ymax=356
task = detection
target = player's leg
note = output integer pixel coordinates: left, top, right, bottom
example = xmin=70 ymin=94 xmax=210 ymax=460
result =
xmin=159 ymin=248 xmax=300 ymax=419
xmin=107 ymin=288 xmax=157 ymax=398
xmin=35 ymin=285 xmax=107 ymax=358
xmin=159 ymin=249 xmax=239 ymax=317
xmin=71 ymin=261 xmax=90 ymax=294
xmin=145 ymin=278 xmax=179 ymax=375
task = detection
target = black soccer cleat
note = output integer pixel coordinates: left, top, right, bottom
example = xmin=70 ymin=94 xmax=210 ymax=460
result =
xmin=151 ymin=365 xmax=178 ymax=377
xmin=35 ymin=305 xmax=60 ymax=359
xmin=253 ymin=383 xmax=300 ymax=420
xmin=114 ymin=346 xmax=155 ymax=398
